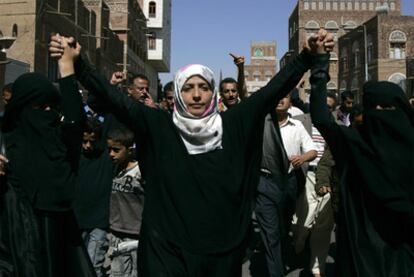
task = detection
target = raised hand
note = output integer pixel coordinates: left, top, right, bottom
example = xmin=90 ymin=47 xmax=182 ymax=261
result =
xmin=229 ymin=53 xmax=245 ymax=68
xmin=110 ymin=71 xmax=124 ymax=85
xmin=304 ymin=28 xmax=334 ymax=54
xmin=49 ymin=34 xmax=81 ymax=77
xmin=143 ymin=92 xmax=157 ymax=108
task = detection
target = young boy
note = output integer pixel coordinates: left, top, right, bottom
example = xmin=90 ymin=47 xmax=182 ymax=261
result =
xmin=74 ymin=116 xmax=113 ymax=277
xmin=105 ymin=127 xmax=144 ymax=277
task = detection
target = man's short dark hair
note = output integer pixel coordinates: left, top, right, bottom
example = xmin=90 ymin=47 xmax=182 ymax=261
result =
xmin=219 ymin=77 xmax=237 ymax=92
xmin=350 ymin=104 xmax=363 ymax=123
xmin=83 ymin=117 xmax=102 ymax=140
xmin=129 ymin=74 xmax=149 ymax=86
xmin=163 ymin=81 xmax=174 ymax=94
xmin=107 ymin=127 xmax=135 ymax=148
xmin=327 ymin=92 xmax=337 ymax=103
xmin=341 ymin=90 xmax=354 ymax=101
xmin=2 ymin=83 xmax=13 ymax=94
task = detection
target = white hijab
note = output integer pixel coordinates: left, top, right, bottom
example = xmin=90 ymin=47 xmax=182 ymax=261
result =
xmin=172 ymin=64 xmax=223 ymax=155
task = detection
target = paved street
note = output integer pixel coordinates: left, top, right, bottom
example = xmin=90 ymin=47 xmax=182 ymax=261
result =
xmin=242 ymin=230 xmax=336 ymax=277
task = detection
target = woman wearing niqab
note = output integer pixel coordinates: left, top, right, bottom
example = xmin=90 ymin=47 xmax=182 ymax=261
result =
xmin=0 ymin=38 xmax=95 ymax=276
xmin=309 ymin=57 xmax=414 ymax=276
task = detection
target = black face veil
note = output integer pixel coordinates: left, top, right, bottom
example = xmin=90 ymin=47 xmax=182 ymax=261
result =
xmin=2 ymin=73 xmax=66 ymax=202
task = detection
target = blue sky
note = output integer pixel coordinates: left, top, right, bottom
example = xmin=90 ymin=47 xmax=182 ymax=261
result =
xmin=159 ymin=0 xmax=414 ymax=85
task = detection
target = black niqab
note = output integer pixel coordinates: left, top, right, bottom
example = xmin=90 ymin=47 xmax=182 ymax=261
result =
xmin=337 ymin=81 xmax=414 ymax=276
xmin=3 ymin=73 xmax=75 ymax=210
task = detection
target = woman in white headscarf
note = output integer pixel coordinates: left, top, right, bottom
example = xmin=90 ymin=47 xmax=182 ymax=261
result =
xmin=48 ymin=31 xmax=333 ymax=276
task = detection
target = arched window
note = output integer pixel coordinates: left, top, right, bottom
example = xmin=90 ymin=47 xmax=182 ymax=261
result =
xmin=325 ymin=21 xmax=339 ymax=30
xmin=12 ymin=24 xmax=18 ymax=37
xmin=352 ymin=41 xmax=360 ymax=68
xmin=327 ymin=81 xmax=337 ymax=91
xmin=148 ymin=32 xmax=156 ymax=50
xmin=388 ymin=73 xmax=407 ymax=92
xmin=389 ymin=30 xmax=407 ymax=59
xmin=305 ymin=20 xmax=320 ymax=31
xmin=344 ymin=21 xmax=357 ymax=30
xmin=149 ymin=1 xmax=156 ymax=18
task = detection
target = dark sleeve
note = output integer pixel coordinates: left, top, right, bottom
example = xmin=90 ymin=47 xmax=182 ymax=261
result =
xmin=74 ymin=56 xmax=157 ymax=134
xmin=291 ymin=88 xmax=310 ymax=113
xmin=309 ymin=58 xmax=345 ymax=156
xmin=315 ymin=147 xmax=334 ymax=192
xmin=227 ymin=51 xmax=330 ymax=139
xmin=58 ymin=75 xmax=84 ymax=169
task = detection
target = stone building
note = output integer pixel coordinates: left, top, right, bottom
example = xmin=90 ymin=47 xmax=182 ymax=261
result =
xmin=244 ymin=41 xmax=277 ymax=94
xmin=281 ymin=0 xmax=401 ymax=96
xmin=83 ymin=0 xmax=123 ymax=79
xmin=142 ymin=0 xmax=171 ymax=74
xmin=0 ymin=0 xmax=99 ymax=82
xmin=338 ymin=13 xmax=414 ymax=101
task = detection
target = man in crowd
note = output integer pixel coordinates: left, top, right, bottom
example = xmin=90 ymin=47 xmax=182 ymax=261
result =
xmin=163 ymin=81 xmax=174 ymax=114
xmin=219 ymin=53 xmax=247 ymax=111
xmin=256 ymin=92 xmax=317 ymax=276
xmin=333 ymin=90 xmax=354 ymax=126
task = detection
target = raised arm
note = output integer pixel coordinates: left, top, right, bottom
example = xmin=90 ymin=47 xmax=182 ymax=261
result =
xmin=49 ymin=35 xmax=155 ymax=135
xmin=230 ymin=53 xmax=248 ymax=100
xmin=234 ymin=30 xmax=334 ymax=119
xmin=55 ymin=36 xmax=85 ymax=169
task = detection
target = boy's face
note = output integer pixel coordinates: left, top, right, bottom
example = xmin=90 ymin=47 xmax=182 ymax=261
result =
xmin=276 ymin=95 xmax=292 ymax=113
xmin=82 ymin=132 xmax=97 ymax=154
xmin=107 ymin=139 xmax=130 ymax=165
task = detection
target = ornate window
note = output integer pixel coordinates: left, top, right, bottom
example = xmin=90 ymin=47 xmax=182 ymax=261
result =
xmin=149 ymin=1 xmax=156 ymax=18
xmin=344 ymin=21 xmax=357 ymax=30
xmin=254 ymin=48 xmax=264 ymax=57
xmin=305 ymin=20 xmax=320 ymax=30
xmin=327 ymin=81 xmax=337 ymax=91
xmin=388 ymin=73 xmax=406 ymax=92
xmin=389 ymin=30 xmax=407 ymax=59
xmin=325 ymin=21 xmax=339 ymax=30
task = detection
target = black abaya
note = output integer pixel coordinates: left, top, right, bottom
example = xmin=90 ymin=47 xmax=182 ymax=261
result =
xmin=0 ymin=73 xmax=95 ymax=276
xmin=309 ymin=63 xmax=414 ymax=276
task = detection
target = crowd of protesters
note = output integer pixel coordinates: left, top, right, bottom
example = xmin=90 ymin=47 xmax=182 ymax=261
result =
xmin=0 ymin=28 xmax=412 ymax=277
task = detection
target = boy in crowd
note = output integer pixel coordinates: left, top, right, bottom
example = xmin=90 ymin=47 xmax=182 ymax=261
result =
xmin=105 ymin=127 xmax=144 ymax=277
xmin=74 ymin=116 xmax=113 ymax=277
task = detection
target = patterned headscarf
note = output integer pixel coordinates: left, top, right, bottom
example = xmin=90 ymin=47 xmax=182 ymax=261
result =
xmin=172 ymin=64 xmax=223 ymax=155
